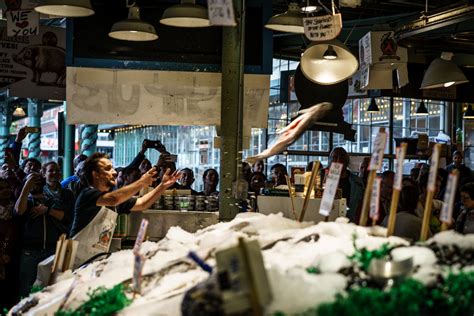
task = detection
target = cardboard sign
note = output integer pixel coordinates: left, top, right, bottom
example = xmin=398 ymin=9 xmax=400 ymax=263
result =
xmin=369 ymin=177 xmax=381 ymax=221
xmin=7 ymin=9 xmax=39 ymax=37
xmin=393 ymin=144 xmax=407 ymax=191
xmin=208 ymin=0 xmax=236 ymax=26
xmin=303 ymin=13 xmax=342 ymax=41
xmin=427 ymin=144 xmax=441 ymax=192
xmin=133 ymin=219 xmax=149 ymax=256
xmin=440 ymin=172 xmax=459 ymax=223
xmin=319 ymin=162 xmax=343 ymax=216
xmin=368 ymin=131 xmax=387 ymax=171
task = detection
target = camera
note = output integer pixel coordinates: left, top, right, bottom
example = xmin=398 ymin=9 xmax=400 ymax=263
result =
xmin=144 ymin=139 xmax=166 ymax=152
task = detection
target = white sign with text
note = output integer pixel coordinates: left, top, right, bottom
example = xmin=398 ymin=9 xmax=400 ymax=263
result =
xmin=303 ymin=13 xmax=342 ymax=41
xmin=208 ymin=0 xmax=236 ymax=26
xmin=393 ymin=144 xmax=407 ymax=191
xmin=440 ymin=172 xmax=459 ymax=223
xmin=369 ymin=131 xmax=387 ymax=171
xmin=427 ymin=144 xmax=441 ymax=192
xmin=369 ymin=177 xmax=382 ymax=221
xmin=7 ymin=9 xmax=39 ymax=37
xmin=319 ymin=162 xmax=343 ymax=217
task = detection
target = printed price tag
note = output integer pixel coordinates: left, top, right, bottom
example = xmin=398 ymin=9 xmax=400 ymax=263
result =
xmin=369 ymin=131 xmax=387 ymax=171
xmin=303 ymin=13 xmax=342 ymax=41
xmin=133 ymin=219 xmax=149 ymax=256
xmin=393 ymin=144 xmax=407 ymax=191
xmin=319 ymin=162 xmax=343 ymax=216
xmin=7 ymin=9 xmax=39 ymax=37
xmin=427 ymin=144 xmax=441 ymax=192
xmin=440 ymin=172 xmax=459 ymax=223
xmin=208 ymin=0 xmax=236 ymax=26
xmin=132 ymin=254 xmax=145 ymax=294
xmin=369 ymin=177 xmax=382 ymax=221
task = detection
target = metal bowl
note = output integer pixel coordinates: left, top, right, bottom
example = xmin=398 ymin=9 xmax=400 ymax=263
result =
xmin=368 ymin=256 xmax=413 ymax=282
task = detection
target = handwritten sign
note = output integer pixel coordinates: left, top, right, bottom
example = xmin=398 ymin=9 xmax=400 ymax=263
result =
xmin=369 ymin=177 xmax=381 ymax=221
xmin=7 ymin=9 xmax=39 ymax=37
xmin=319 ymin=162 xmax=343 ymax=216
xmin=303 ymin=13 xmax=342 ymax=42
xmin=369 ymin=130 xmax=387 ymax=171
xmin=393 ymin=144 xmax=407 ymax=191
xmin=208 ymin=0 xmax=236 ymax=26
xmin=440 ymin=172 xmax=459 ymax=223
xmin=133 ymin=219 xmax=149 ymax=256
xmin=427 ymin=144 xmax=441 ymax=192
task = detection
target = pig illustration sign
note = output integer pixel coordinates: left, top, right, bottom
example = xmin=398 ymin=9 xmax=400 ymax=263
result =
xmin=0 ymin=23 xmax=65 ymax=100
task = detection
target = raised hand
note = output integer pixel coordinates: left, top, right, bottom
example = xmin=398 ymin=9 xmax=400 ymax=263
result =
xmin=139 ymin=167 xmax=158 ymax=187
xmin=161 ymin=169 xmax=181 ymax=189
xmin=15 ymin=126 xmax=28 ymax=143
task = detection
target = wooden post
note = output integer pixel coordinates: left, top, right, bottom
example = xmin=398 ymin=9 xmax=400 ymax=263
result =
xmin=387 ymin=143 xmax=407 ymax=236
xmin=360 ymin=171 xmax=376 ymax=226
xmin=285 ymin=175 xmax=297 ymax=220
xmin=299 ymin=161 xmax=320 ymax=222
xmin=420 ymin=144 xmax=441 ymax=241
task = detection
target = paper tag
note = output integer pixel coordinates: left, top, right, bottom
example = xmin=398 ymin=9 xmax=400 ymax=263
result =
xmin=319 ymin=162 xmax=343 ymax=216
xmin=440 ymin=172 xmax=459 ymax=223
xmin=133 ymin=219 xmax=149 ymax=256
xmin=427 ymin=144 xmax=441 ymax=192
xmin=132 ymin=254 xmax=145 ymax=294
xmin=368 ymin=131 xmax=387 ymax=171
xmin=393 ymin=144 xmax=407 ymax=191
xmin=369 ymin=177 xmax=382 ymax=221
xmin=303 ymin=13 xmax=342 ymax=41
xmin=208 ymin=0 xmax=236 ymax=26
xmin=7 ymin=9 xmax=39 ymax=37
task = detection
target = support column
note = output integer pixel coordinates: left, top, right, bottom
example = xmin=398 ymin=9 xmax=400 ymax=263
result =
xmin=0 ymin=101 xmax=11 ymax=164
xmin=27 ymin=99 xmax=42 ymax=159
xmin=63 ymin=102 xmax=76 ymax=178
xmin=219 ymin=0 xmax=245 ymax=220
xmin=80 ymin=124 xmax=98 ymax=157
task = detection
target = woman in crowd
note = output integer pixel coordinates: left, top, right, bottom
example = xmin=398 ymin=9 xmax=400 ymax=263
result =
xmin=200 ymin=169 xmax=219 ymax=196
xmin=456 ymin=183 xmax=474 ymax=234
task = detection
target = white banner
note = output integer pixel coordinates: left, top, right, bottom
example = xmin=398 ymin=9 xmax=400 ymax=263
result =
xmin=319 ymin=162 xmax=343 ymax=217
xmin=303 ymin=14 xmax=342 ymax=41
xmin=66 ymin=67 xmax=270 ymax=131
xmin=440 ymin=172 xmax=459 ymax=223
xmin=369 ymin=177 xmax=381 ymax=221
xmin=393 ymin=144 xmax=407 ymax=191
xmin=0 ymin=23 xmax=66 ymax=100
xmin=208 ymin=0 xmax=236 ymax=26
xmin=369 ymin=131 xmax=387 ymax=171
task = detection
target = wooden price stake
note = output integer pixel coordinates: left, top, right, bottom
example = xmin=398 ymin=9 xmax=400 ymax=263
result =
xmin=285 ymin=175 xmax=298 ymax=220
xmin=440 ymin=170 xmax=459 ymax=231
xmin=299 ymin=161 xmax=320 ymax=222
xmin=420 ymin=143 xmax=441 ymax=241
xmin=359 ymin=127 xmax=387 ymax=226
xmin=387 ymin=143 xmax=407 ymax=236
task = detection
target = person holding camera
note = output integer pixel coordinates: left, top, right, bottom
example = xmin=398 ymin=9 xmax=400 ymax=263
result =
xmin=15 ymin=163 xmax=72 ymax=297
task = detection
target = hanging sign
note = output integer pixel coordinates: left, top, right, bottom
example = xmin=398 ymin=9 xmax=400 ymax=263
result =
xmin=369 ymin=177 xmax=382 ymax=221
xmin=208 ymin=0 xmax=236 ymax=26
xmin=440 ymin=171 xmax=459 ymax=223
xmin=303 ymin=13 xmax=342 ymax=41
xmin=368 ymin=129 xmax=387 ymax=171
xmin=393 ymin=143 xmax=407 ymax=191
xmin=6 ymin=9 xmax=39 ymax=37
xmin=427 ymin=144 xmax=441 ymax=192
xmin=319 ymin=162 xmax=343 ymax=216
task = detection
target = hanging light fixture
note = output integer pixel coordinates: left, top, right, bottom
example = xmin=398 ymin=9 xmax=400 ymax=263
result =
xmin=109 ymin=6 xmax=158 ymax=41
xmin=323 ymin=45 xmax=338 ymax=60
xmin=34 ymin=0 xmax=94 ymax=17
xmin=300 ymin=40 xmax=359 ymax=85
xmin=464 ymin=104 xmax=474 ymax=119
xmin=300 ymin=0 xmax=322 ymax=13
xmin=13 ymin=106 xmax=26 ymax=117
xmin=366 ymin=98 xmax=379 ymax=113
xmin=160 ymin=0 xmax=210 ymax=28
xmin=414 ymin=100 xmax=429 ymax=116
xmin=265 ymin=2 xmax=304 ymax=34
xmin=420 ymin=52 xmax=469 ymax=89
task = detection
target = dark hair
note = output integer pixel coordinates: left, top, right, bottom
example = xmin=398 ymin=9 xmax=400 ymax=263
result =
xmin=460 ymin=183 xmax=474 ymax=200
xmin=399 ymin=184 xmax=420 ymax=214
xmin=181 ymin=168 xmax=194 ymax=177
xmin=73 ymin=154 xmax=88 ymax=168
xmin=82 ymin=152 xmax=109 ymax=185
xmin=203 ymin=168 xmax=219 ymax=183
xmin=41 ymin=161 xmax=59 ymax=175
xmin=21 ymin=158 xmax=41 ymax=170
xmin=270 ymin=163 xmax=286 ymax=172
xmin=122 ymin=167 xmax=140 ymax=178
xmin=381 ymin=170 xmax=395 ymax=179
xmin=453 ymin=151 xmax=462 ymax=158
xmin=329 ymin=147 xmax=350 ymax=167
xmin=250 ymin=171 xmax=267 ymax=181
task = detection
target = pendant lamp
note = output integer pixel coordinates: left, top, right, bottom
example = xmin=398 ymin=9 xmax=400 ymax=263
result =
xmin=109 ymin=7 xmax=158 ymax=42
xmin=160 ymin=0 xmax=210 ymax=28
xmin=420 ymin=52 xmax=469 ymax=89
xmin=414 ymin=100 xmax=429 ymax=116
xmin=34 ymin=0 xmax=94 ymax=17
xmin=464 ymin=104 xmax=474 ymax=119
xmin=300 ymin=0 xmax=322 ymax=13
xmin=265 ymin=2 xmax=304 ymax=34
xmin=366 ymin=98 xmax=379 ymax=113
xmin=300 ymin=40 xmax=359 ymax=85
xmin=13 ymin=106 xmax=26 ymax=117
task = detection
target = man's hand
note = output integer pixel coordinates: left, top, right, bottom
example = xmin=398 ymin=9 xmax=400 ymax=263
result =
xmin=160 ymin=169 xmax=181 ymax=189
xmin=15 ymin=126 xmax=28 ymax=143
xmin=139 ymin=167 xmax=158 ymax=187
xmin=24 ymin=173 xmax=42 ymax=191
xmin=30 ymin=204 xmax=48 ymax=218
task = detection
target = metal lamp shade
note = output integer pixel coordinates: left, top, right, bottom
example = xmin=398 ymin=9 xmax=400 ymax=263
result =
xmin=415 ymin=101 xmax=429 ymax=116
xmin=35 ymin=0 xmax=94 ymax=17
xmin=420 ymin=58 xmax=469 ymax=89
xmin=367 ymin=98 xmax=379 ymax=113
xmin=300 ymin=40 xmax=359 ymax=85
xmin=160 ymin=0 xmax=210 ymax=28
xmin=109 ymin=20 xmax=158 ymax=41
xmin=264 ymin=3 xmax=304 ymax=34
xmin=13 ymin=107 xmax=26 ymax=117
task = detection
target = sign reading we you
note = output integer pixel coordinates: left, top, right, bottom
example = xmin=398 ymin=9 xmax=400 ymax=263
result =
xmin=7 ymin=9 xmax=39 ymax=37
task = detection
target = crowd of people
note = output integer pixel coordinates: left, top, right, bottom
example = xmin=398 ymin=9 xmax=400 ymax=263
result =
xmin=0 ymin=129 xmax=473 ymax=311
